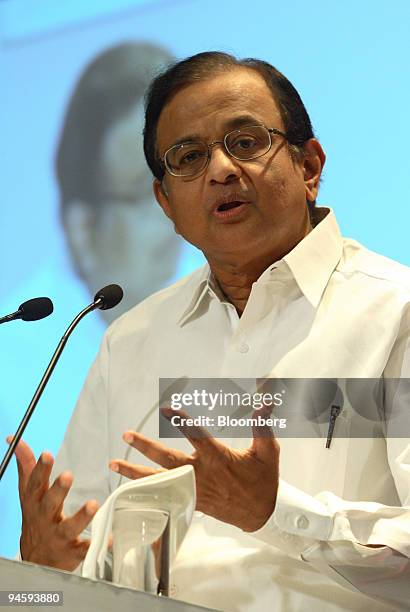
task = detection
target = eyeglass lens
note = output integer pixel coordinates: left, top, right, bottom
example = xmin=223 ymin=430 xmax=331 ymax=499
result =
xmin=165 ymin=125 xmax=271 ymax=176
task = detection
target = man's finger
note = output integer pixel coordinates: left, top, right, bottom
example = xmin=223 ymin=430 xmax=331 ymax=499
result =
xmin=161 ymin=408 xmax=223 ymax=452
xmin=122 ymin=430 xmax=190 ymax=468
xmin=7 ymin=437 xmax=37 ymax=497
xmin=251 ymin=407 xmax=280 ymax=463
xmin=59 ymin=500 xmax=99 ymax=542
xmin=70 ymin=539 xmax=92 ymax=560
xmin=25 ymin=452 xmax=54 ymax=501
xmin=41 ymin=471 xmax=73 ymax=518
xmin=109 ymin=460 xmax=165 ymax=480
xmin=64 ymin=539 xmax=92 ymax=565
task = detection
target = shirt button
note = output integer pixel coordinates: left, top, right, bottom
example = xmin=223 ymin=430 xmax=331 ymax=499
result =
xmin=237 ymin=342 xmax=249 ymax=353
xmin=295 ymin=515 xmax=310 ymax=530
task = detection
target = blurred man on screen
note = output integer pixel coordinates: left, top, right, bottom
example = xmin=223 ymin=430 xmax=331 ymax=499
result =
xmin=56 ymin=41 xmax=184 ymax=323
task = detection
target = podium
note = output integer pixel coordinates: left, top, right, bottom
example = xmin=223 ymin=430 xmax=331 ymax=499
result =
xmin=0 ymin=557 xmax=217 ymax=612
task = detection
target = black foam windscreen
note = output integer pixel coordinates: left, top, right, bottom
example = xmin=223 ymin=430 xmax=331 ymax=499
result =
xmin=19 ymin=297 xmax=54 ymax=321
xmin=94 ymin=284 xmax=124 ymax=310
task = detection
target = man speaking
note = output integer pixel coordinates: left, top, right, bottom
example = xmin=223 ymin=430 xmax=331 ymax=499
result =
xmin=10 ymin=52 xmax=410 ymax=611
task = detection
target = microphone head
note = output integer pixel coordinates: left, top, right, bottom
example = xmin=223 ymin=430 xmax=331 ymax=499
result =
xmin=94 ymin=284 xmax=123 ymax=310
xmin=19 ymin=297 xmax=54 ymax=322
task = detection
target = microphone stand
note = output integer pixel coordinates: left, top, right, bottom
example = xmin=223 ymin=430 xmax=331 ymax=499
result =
xmin=0 ymin=310 xmax=22 ymax=325
xmin=0 ymin=298 xmax=102 ymax=482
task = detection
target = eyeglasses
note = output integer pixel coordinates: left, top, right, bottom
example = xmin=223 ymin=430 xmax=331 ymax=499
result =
xmin=161 ymin=124 xmax=288 ymax=178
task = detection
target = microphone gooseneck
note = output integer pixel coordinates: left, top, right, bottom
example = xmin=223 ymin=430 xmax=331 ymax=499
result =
xmin=0 ymin=297 xmax=54 ymax=325
xmin=0 ymin=285 xmax=123 ymax=482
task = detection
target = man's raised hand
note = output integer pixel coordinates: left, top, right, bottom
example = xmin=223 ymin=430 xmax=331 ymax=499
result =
xmin=8 ymin=437 xmax=99 ymax=571
xmin=109 ymin=407 xmax=280 ymax=532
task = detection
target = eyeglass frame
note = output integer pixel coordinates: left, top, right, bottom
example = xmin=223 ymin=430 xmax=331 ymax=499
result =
xmin=159 ymin=124 xmax=289 ymax=178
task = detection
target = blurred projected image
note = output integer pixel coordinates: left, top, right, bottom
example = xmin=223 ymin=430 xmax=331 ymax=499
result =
xmin=56 ymin=42 xmax=182 ymax=323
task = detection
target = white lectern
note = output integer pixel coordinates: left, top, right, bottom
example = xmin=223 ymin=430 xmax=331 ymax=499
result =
xmin=0 ymin=557 xmax=217 ymax=612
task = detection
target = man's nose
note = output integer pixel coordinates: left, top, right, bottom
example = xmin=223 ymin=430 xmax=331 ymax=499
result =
xmin=206 ymin=143 xmax=242 ymax=183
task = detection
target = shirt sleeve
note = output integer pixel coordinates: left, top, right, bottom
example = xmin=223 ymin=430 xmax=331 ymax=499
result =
xmin=48 ymin=330 xmax=116 ymax=577
xmin=51 ymin=330 xmax=112 ymax=525
xmin=251 ymin=470 xmax=410 ymax=608
xmin=251 ymin=311 xmax=410 ymax=609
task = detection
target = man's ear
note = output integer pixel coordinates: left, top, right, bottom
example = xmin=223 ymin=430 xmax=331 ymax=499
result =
xmin=153 ymin=178 xmax=181 ymax=235
xmin=61 ymin=199 xmax=96 ymax=281
xmin=153 ymin=178 xmax=173 ymax=219
xmin=302 ymin=139 xmax=326 ymax=202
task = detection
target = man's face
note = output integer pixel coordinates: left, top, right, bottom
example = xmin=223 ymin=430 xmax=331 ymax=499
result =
xmin=154 ymin=68 xmax=324 ymax=266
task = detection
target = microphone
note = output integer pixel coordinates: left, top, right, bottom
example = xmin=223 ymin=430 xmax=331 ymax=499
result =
xmin=94 ymin=284 xmax=123 ymax=310
xmin=0 ymin=297 xmax=53 ymax=325
xmin=0 ymin=284 xmax=123 ymax=481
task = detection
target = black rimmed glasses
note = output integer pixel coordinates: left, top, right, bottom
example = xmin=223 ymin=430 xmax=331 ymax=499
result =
xmin=161 ymin=124 xmax=288 ymax=178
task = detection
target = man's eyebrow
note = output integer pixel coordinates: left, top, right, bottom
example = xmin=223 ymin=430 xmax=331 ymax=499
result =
xmin=164 ymin=115 xmax=265 ymax=151
xmin=168 ymin=133 xmax=203 ymax=149
xmin=224 ymin=114 xmax=264 ymax=129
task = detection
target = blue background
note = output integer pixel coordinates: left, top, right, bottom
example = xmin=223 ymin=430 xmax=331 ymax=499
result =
xmin=0 ymin=0 xmax=409 ymax=557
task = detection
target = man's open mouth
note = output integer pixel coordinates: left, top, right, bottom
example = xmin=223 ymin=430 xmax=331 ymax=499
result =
xmin=217 ymin=201 xmax=246 ymax=212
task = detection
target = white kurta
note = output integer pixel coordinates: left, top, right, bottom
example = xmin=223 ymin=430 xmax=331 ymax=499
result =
xmin=53 ymin=208 xmax=410 ymax=611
